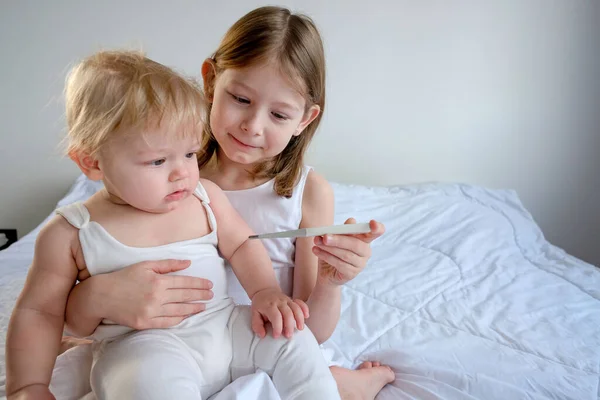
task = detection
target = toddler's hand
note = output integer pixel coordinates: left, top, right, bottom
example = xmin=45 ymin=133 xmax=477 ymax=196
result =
xmin=8 ymin=384 xmax=56 ymax=400
xmin=250 ymin=288 xmax=309 ymax=339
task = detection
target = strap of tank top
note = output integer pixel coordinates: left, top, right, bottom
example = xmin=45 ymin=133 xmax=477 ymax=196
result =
xmin=298 ymin=165 xmax=313 ymax=192
xmin=55 ymin=202 xmax=91 ymax=229
xmin=193 ymin=181 xmax=218 ymax=233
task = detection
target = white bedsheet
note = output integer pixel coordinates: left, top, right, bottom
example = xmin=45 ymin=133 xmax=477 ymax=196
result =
xmin=1 ymin=175 xmax=599 ymax=399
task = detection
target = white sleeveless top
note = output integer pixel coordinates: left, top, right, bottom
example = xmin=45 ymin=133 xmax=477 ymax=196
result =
xmin=223 ymin=166 xmax=312 ymax=304
xmin=56 ymin=182 xmax=232 ymax=340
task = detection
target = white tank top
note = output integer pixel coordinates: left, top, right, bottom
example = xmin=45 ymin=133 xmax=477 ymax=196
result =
xmin=56 ymin=182 xmax=232 ymax=340
xmin=223 ymin=166 xmax=312 ymax=304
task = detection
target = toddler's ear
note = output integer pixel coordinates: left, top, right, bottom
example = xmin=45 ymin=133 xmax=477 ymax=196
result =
xmin=69 ymin=151 xmax=103 ymax=181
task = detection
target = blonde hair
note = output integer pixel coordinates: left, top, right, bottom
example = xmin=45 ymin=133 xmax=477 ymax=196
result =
xmin=65 ymin=50 xmax=204 ymax=157
xmin=198 ymin=6 xmax=326 ymax=198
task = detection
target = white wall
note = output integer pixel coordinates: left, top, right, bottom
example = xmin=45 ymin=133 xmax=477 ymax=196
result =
xmin=1 ymin=0 xmax=598 ymax=265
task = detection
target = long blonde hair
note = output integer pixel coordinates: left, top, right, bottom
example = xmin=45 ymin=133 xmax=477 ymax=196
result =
xmin=198 ymin=6 xmax=326 ymax=197
xmin=65 ymin=50 xmax=204 ymax=157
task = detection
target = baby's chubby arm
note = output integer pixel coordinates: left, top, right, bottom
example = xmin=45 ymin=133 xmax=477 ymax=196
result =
xmin=6 ymin=216 xmax=79 ymax=397
xmin=201 ymin=179 xmax=308 ymax=338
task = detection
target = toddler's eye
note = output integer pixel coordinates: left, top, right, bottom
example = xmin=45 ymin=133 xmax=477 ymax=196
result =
xmin=185 ymin=152 xmax=197 ymax=159
xmin=150 ymin=159 xmax=165 ymax=166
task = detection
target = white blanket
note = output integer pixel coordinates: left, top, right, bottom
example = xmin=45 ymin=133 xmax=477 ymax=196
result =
xmin=1 ymin=175 xmax=599 ymax=399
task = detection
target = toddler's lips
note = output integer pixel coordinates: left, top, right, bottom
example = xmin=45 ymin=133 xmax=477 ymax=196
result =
xmin=166 ymin=189 xmax=186 ymax=201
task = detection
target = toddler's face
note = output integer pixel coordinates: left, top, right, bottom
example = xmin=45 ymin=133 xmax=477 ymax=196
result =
xmin=97 ymin=125 xmax=201 ymax=213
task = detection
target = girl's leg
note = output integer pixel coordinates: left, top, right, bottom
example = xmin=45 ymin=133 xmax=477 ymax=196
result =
xmin=331 ymin=362 xmax=395 ymax=400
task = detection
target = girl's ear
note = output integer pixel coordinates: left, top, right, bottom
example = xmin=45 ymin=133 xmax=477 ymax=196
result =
xmin=201 ymin=58 xmax=218 ymax=102
xmin=69 ymin=151 xmax=104 ymax=181
xmin=294 ymin=105 xmax=321 ymax=137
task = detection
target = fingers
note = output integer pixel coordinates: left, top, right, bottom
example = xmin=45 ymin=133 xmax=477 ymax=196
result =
xmin=164 ymin=275 xmax=213 ymax=290
xmin=289 ymin=301 xmax=305 ymax=331
xmin=165 ymin=288 xmax=214 ymax=303
xmin=77 ymin=268 xmax=91 ymax=281
xmin=150 ymin=259 xmax=192 ymax=274
xmin=357 ymin=220 xmax=385 ymax=243
xmin=278 ymin=304 xmax=297 ymax=338
xmin=342 ymin=218 xmax=385 ymax=244
xmin=294 ymin=299 xmax=310 ymax=319
xmin=160 ymin=302 xmax=206 ymax=318
xmin=313 ymin=240 xmax=363 ymax=271
xmin=312 ymin=247 xmax=357 ymax=278
xmin=252 ymin=310 xmax=267 ymax=338
xmin=315 ymin=235 xmax=370 ymax=260
xmin=370 ymin=220 xmax=386 ymax=236
xmin=266 ymin=307 xmax=283 ymax=339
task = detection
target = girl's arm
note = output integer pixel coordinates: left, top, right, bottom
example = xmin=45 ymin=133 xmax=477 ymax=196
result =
xmin=296 ymin=171 xmax=386 ymax=344
xmin=294 ymin=170 xmax=340 ymax=343
xmin=6 ymin=216 xmax=79 ymax=396
xmin=65 ymin=260 xmax=213 ymax=337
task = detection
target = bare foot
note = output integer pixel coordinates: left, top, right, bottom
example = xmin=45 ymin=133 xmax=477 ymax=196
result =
xmin=331 ymin=361 xmax=395 ymax=400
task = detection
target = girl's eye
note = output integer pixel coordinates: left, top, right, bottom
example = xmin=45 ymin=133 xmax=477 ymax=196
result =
xmin=150 ymin=159 xmax=166 ymax=166
xmin=272 ymin=112 xmax=288 ymax=121
xmin=231 ymin=93 xmax=250 ymax=104
xmin=185 ymin=152 xmax=197 ymax=159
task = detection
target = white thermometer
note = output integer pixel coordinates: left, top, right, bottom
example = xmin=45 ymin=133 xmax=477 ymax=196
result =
xmin=248 ymin=222 xmax=371 ymax=240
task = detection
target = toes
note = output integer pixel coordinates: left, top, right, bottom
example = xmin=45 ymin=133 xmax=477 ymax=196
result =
xmin=373 ymin=361 xmax=381 ymax=367
xmin=384 ymin=366 xmax=396 ymax=382
xmin=359 ymin=361 xmax=373 ymax=369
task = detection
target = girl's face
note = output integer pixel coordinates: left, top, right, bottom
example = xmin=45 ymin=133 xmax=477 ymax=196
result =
xmin=207 ymin=61 xmax=319 ymax=167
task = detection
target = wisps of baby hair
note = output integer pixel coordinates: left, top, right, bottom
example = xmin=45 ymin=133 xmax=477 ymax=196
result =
xmin=198 ymin=6 xmax=326 ymax=198
xmin=64 ymin=50 xmax=205 ymax=157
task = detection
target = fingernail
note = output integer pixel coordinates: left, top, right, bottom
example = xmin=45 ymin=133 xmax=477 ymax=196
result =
xmin=315 ymin=237 xmax=323 ymax=245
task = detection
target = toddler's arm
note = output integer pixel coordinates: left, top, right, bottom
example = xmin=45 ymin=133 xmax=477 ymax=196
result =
xmin=201 ymin=179 xmax=307 ymax=338
xmin=6 ymin=216 xmax=79 ymax=396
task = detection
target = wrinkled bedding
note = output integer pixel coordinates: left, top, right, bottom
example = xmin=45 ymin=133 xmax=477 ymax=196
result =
xmin=1 ymin=175 xmax=599 ymax=399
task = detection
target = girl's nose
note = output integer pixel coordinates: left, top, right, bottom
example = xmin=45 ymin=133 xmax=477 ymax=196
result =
xmin=240 ymin=110 xmax=263 ymax=136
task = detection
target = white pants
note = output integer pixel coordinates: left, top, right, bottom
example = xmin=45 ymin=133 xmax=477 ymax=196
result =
xmin=90 ymin=302 xmax=340 ymax=400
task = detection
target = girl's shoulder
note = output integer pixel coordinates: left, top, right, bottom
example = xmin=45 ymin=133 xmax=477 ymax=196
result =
xmin=301 ymin=169 xmax=334 ymax=221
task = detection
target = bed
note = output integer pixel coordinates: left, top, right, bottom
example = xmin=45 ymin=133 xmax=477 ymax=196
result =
xmin=1 ymin=174 xmax=599 ymax=400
